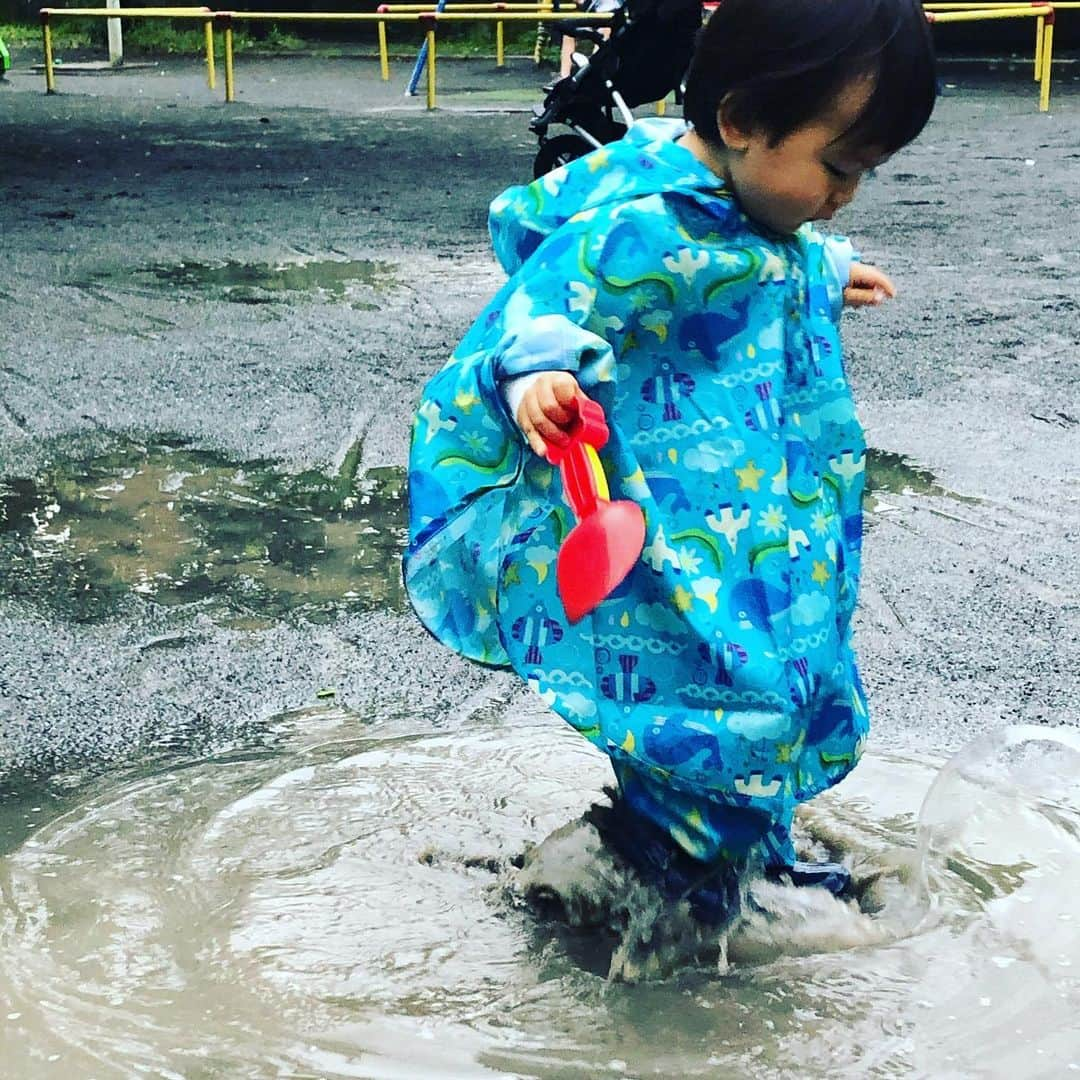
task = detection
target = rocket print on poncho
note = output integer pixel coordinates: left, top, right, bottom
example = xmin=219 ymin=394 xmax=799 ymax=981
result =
xmin=405 ymin=119 xmax=869 ymax=865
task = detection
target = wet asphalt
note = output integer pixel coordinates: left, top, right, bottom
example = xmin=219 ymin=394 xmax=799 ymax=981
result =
xmin=0 ymin=48 xmax=1077 ymax=777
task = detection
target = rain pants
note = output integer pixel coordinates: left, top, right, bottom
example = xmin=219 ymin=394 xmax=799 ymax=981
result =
xmin=404 ymin=118 xmax=869 ymax=868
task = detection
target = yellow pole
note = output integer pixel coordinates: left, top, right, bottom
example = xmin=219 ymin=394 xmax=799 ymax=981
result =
xmin=927 ymin=6 xmax=1050 ymax=21
xmin=1034 ymin=13 xmax=1043 ymax=81
xmin=224 ymin=24 xmax=235 ymax=102
xmin=426 ymin=24 xmax=436 ymax=109
xmin=378 ymin=19 xmax=389 ymax=80
xmin=496 ymin=19 xmax=504 ymax=67
xmin=204 ymin=17 xmax=216 ymax=90
xmin=534 ymin=0 xmax=551 ymax=64
xmin=371 ymin=3 xmax=561 ymax=9
xmin=1039 ymin=18 xmax=1053 ymax=111
xmin=42 ymin=15 xmax=56 ymax=93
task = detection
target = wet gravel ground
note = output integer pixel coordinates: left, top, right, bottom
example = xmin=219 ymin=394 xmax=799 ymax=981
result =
xmin=0 ymin=49 xmax=1077 ymax=777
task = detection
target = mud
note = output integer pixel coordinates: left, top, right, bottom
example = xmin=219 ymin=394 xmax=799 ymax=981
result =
xmin=0 ymin=51 xmax=1077 ymax=776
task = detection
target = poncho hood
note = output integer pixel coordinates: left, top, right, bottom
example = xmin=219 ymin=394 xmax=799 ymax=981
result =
xmin=488 ymin=118 xmax=852 ymax=316
xmin=490 ymin=119 xmax=733 ymax=278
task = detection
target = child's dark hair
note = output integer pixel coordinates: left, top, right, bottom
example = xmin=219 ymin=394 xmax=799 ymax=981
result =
xmin=683 ymin=0 xmax=937 ymax=153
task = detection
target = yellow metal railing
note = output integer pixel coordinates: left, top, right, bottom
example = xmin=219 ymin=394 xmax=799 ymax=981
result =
xmin=39 ymin=3 xmax=1064 ymax=111
xmin=212 ymin=9 xmax=611 ymax=104
xmin=924 ymin=1 xmax=1079 ymax=94
xmin=374 ymin=3 xmax=572 ymax=71
xmin=924 ymin=4 xmax=1056 ymax=111
xmin=40 ymin=6 xmax=217 ymax=92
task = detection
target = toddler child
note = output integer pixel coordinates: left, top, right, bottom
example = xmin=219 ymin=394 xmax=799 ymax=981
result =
xmin=405 ymin=0 xmax=937 ymax=922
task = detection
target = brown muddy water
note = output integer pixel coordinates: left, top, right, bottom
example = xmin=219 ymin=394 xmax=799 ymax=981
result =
xmin=0 ymin=439 xmax=406 ymax=623
xmin=77 ymin=257 xmax=400 ymax=311
xmin=3 ymin=444 xmax=1074 ymax=1078
xmin=0 ymin=709 xmax=1077 ymax=1078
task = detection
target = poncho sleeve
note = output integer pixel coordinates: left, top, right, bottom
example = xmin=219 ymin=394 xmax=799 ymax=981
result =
xmin=403 ymin=208 xmax=624 ymax=666
xmin=804 ymin=231 xmax=857 ymax=323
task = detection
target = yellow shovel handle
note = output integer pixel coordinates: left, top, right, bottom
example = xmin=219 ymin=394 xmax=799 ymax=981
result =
xmin=582 ymin=444 xmax=609 ymax=501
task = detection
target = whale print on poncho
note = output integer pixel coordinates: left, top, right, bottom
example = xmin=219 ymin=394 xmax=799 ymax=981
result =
xmin=404 ymin=119 xmax=868 ymax=865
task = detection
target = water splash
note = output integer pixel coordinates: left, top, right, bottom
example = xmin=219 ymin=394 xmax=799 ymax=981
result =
xmin=904 ymin=725 xmax=1080 ymax=1076
xmin=511 ymin=790 xmax=923 ymax=983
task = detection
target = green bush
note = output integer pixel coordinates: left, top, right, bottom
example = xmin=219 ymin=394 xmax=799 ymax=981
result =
xmin=1 ymin=19 xmax=95 ymax=48
xmin=1 ymin=18 xmax=305 ymax=55
xmin=2 ymin=13 xmax=546 ymax=59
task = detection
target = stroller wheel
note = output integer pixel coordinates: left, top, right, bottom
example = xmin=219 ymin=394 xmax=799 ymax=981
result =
xmin=533 ymin=134 xmax=594 ymax=179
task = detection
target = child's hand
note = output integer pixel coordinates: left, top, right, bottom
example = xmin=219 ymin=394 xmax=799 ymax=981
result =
xmin=843 ymin=263 xmax=897 ymax=308
xmin=516 ymin=371 xmax=583 ymax=458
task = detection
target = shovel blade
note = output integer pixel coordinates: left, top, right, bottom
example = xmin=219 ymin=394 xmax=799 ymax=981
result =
xmin=556 ymin=500 xmax=645 ymax=624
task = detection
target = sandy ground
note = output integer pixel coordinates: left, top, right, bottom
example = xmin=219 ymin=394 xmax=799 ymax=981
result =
xmin=0 ymin=48 xmax=1077 ymax=777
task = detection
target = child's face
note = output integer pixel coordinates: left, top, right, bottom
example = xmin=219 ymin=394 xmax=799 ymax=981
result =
xmin=721 ymin=78 xmax=887 ymax=235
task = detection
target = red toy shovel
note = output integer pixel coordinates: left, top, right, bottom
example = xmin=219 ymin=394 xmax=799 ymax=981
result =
xmin=543 ymin=398 xmax=645 ymax=624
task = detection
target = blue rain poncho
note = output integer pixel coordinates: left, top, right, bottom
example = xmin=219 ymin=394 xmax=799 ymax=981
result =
xmin=405 ymin=119 xmax=868 ymax=867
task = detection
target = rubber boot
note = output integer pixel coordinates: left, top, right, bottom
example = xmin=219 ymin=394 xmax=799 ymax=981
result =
xmin=766 ymin=860 xmax=852 ymax=897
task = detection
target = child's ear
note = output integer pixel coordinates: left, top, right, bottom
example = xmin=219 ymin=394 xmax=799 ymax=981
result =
xmin=716 ymin=93 xmax=752 ymax=152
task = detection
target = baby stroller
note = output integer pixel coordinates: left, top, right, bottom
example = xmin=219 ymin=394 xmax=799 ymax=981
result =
xmin=530 ymin=0 xmax=703 ymax=178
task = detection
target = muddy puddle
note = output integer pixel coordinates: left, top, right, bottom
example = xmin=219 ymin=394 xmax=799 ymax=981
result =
xmin=0 ymin=441 xmax=967 ymax=623
xmin=0 ymin=710 xmax=1075 ymax=1078
xmin=864 ymin=449 xmax=979 ymax=516
xmin=0 ymin=438 xmax=406 ymax=622
xmin=78 ymin=257 xmax=400 ymax=309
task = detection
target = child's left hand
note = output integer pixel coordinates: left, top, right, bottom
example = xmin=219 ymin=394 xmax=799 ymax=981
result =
xmin=844 ymin=263 xmax=896 ymax=308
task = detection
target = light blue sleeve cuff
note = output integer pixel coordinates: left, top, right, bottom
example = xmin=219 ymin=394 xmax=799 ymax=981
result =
xmin=492 ymin=314 xmax=610 ymax=435
xmin=501 ymin=371 xmax=547 ymax=430
xmin=492 ymin=313 xmax=612 ymax=381
xmin=822 ymin=236 xmax=858 ymax=322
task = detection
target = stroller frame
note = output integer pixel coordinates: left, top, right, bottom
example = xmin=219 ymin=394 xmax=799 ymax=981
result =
xmin=529 ymin=0 xmax=701 ymax=177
